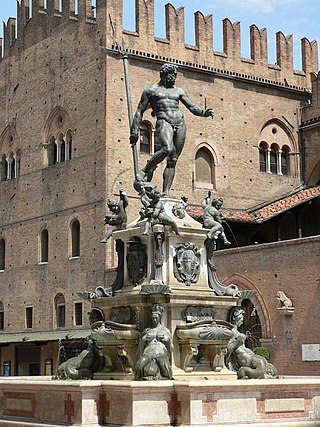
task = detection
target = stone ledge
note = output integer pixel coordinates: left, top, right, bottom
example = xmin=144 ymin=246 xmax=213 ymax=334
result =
xmin=0 ymin=377 xmax=320 ymax=426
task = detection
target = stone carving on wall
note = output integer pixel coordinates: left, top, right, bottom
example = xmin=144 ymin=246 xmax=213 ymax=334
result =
xmin=140 ymin=229 xmax=172 ymax=295
xmin=154 ymin=230 xmax=165 ymax=281
xmin=173 ymin=242 xmax=201 ymax=285
xmin=277 ymin=290 xmax=294 ymax=315
xmin=135 ymin=303 xmax=173 ymax=380
xmin=181 ymin=306 xmax=216 ymax=323
xmin=198 ymin=321 xmax=233 ymax=341
xmin=175 ymin=320 xmax=233 ymax=373
xmin=110 ymin=306 xmax=132 ymax=324
xmin=277 ymin=291 xmax=293 ymax=308
xmin=126 ymin=236 xmax=147 ymax=286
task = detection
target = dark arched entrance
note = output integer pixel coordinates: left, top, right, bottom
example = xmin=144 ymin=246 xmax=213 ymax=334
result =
xmin=239 ymin=299 xmax=262 ymax=349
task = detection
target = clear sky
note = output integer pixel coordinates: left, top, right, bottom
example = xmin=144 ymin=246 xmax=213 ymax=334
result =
xmin=0 ymin=0 xmax=319 ymax=69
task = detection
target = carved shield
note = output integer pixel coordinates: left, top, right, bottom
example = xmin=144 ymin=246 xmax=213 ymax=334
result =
xmin=126 ymin=238 xmax=147 ymax=286
xmin=173 ymin=242 xmax=200 ymax=286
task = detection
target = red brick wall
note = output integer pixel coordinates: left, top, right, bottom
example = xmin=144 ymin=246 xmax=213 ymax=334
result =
xmin=216 ymin=235 xmax=320 ymax=375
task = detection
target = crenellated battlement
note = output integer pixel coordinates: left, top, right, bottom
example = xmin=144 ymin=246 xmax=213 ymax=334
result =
xmin=1 ymin=0 xmax=96 ymax=59
xmin=1 ymin=0 xmax=318 ymax=88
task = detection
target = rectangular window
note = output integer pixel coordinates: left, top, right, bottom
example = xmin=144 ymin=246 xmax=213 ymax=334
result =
xmin=40 ymin=229 xmax=49 ymax=263
xmin=0 ymin=239 xmax=5 ymax=270
xmin=57 ymin=305 xmax=65 ymax=328
xmin=74 ymin=302 xmax=83 ymax=326
xmin=71 ymin=221 xmax=80 ymax=258
xmin=25 ymin=307 xmax=33 ymax=329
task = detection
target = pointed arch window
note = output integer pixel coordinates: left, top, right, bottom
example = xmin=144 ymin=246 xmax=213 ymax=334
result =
xmin=0 ymin=239 xmax=5 ymax=271
xmin=258 ymin=122 xmax=295 ymax=177
xmin=71 ymin=219 xmax=80 ymax=258
xmin=40 ymin=229 xmax=49 ymax=263
xmin=55 ymin=294 xmax=66 ymax=328
xmin=44 ymin=108 xmax=73 ymax=167
xmin=0 ymin=128 xmax=21 ymax=180
xmin=195 ymin=147 xmax=215 ymax=188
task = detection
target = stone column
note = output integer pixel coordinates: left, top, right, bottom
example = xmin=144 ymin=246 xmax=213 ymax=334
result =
xmin=14 ymin=154 xmax=20 ymax=178
xmin=65 ymin=137 xmax=71 ymax=161
xmin=277 ymin=149 xmax=283 ymax=175
xmin=56 ymin=140 xmax=62 ymax=163
xmin=6 ymin=158 xmax=12 ymax=180
xmin=266 ymin=148 xmax=271 ymax=173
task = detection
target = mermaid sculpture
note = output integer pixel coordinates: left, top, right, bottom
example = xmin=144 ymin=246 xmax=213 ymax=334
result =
xmin=226 ymin=307 xmax=278 ymax=379
xmin=57 ymin=338 xmax=104 ymax=380
xmin=135 ymin=303 xmax=173 ymax=380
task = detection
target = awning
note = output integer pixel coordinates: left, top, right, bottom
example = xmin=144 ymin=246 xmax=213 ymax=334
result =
xmin=0 ymin=329 xmax=91 ymax=344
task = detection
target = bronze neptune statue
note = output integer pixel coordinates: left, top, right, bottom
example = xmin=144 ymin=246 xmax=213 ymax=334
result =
xmin=130 ymin=63 xmax=214 ymax=195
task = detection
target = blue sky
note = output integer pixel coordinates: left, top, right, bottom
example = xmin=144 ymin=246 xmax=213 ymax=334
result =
xmin=0 ymin=0 xmax=319 ymax=69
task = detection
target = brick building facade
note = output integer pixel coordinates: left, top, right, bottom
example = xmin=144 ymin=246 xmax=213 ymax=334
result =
xmin=0 ymin=0 xmax=319 ymax=376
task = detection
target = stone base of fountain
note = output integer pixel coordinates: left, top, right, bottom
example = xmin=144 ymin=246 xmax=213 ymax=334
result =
xmin=1 ymin=377 xmax=320 ymax=426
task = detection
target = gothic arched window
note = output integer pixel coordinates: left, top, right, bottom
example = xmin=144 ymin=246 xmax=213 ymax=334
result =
xmin=44 ymin=108 xmax=73 ymax=167
xmin=258 ymin=121 xmax=296 ymax=177
xmin=195 ymin=147 xmax=215 ymax=188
